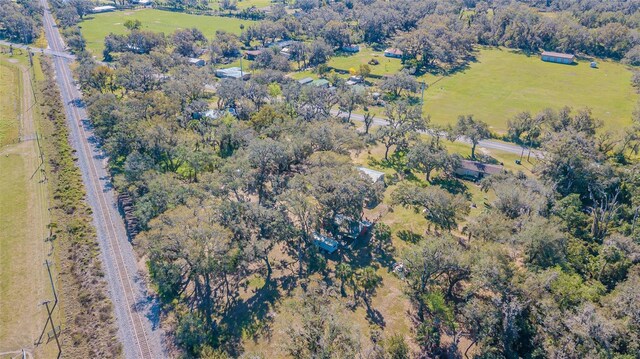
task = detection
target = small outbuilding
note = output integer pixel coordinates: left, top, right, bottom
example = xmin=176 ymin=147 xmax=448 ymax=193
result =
xmin=188 ymin=58 xmax=205 ymax=67
xmin=358 ymin=167 xmax=385 ymax=184
xmin=298 ymin=77 xmax=313 ymax=85
xmin=384 ymin=48 xmax=403 ymax=58
xmin=454 ymin=160 xmax=503 ymax=181
xmin=334 ymin=214 xmax=373 ymax=242
xmin=313 ymin=233 xmax=339 ymax=254
xmin=541 ymin=51 xmax=575 ymax=64
xmin=269 ymin=40 xmax=295 ymax=49
xmin=244 ymin=49 xmax=263 ymax=60
xmin=91 ymin=5 xmax=116 ymax=13
xmin=342 ymin=44 xmax=360 ymax=53
xmin=311 ymin=79 xmax=330 ymax=88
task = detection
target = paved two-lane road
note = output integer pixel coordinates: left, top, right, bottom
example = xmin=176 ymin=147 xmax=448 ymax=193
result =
xmin=39 ymin=1 xmax=165 ymax=358
xmin=334 ymin=110 xmax=541 ymax=158
xmin=0 ymin=39 xmax=76 ymax=60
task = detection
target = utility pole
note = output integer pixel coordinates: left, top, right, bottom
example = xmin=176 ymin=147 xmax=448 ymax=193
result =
xmin=43 ymin=300 xmax=61 ymax=359
xmin=36 ymin=260 xmax=61 ymax=359
xmin=46 ymin=259 xmax=57 ymax=306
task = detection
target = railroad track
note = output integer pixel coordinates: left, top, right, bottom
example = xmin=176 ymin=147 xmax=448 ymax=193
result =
xmin=39 ymin=1 xmax=162 ymax=358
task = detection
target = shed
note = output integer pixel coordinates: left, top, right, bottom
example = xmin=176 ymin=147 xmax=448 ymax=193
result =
xmin=298 ymin=77 xmax=313 ymax=85
xmin=313 ymin=233 xmax=339 ymax=253
xmin=345 ymin=75 xmax=363 ymax=86
xmin=358 ymin=167 xmax=385 ymax=184
xmin=384 ymin=48 xmax=403 ymax=58
xmin=244 ymin=49 xmax=262 ymax=60
xmin=270 ymin=40 xmax=295 ymax=49
xmin=311 ymin=79 xmax=330 ymax=88
xmin=91 ymin=5 xmax=116 ymax=12
xmin=334 ymin=215 xmax=373 ymax=241
xmin=342 ymin=44 xmax=360 ymax=53
xmin=203 ymin=109 xmax=225 ymax=119
xmin=188 ymin=58 xmax=205 ymax=67
xmin=541 ymin=51 xmax=575 ymax=64
xmin=454 ymin=160 xmax=503 ymax=181
xmin=215 ymin=67 xmax=249 ymax=80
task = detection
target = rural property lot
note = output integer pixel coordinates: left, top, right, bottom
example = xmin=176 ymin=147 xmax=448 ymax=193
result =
xmin=210 ymin=0 xmax=274 ymax=9
xmin=80 ymin=9 xmax=257 ymax=56
xmin=421 ymin=47 xmax=639 ymax=133
xmin=0 ymin=52 xmax=55 ymax=358
xmin=329 ymin=45 xmax=404 ymax=77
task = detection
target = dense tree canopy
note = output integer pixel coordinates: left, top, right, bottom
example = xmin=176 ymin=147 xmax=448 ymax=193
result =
xmin=51 ymin=0 xmax=640 ymax=357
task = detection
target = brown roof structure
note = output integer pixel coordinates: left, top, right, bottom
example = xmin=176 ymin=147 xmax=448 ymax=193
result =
xmin=458 ymin=160 xmax=503 ymax=175
xmin=384 ymin=48 xmax=403 ymax=56
xmin=245 ymin=49 xmax=263 ymax=58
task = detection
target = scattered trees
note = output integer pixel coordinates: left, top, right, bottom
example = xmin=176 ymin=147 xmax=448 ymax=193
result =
xmin=449 ymin=115 xmax=491 ymax=159
xmin=391 ymin=183 xmax=469 ymax=232
xmin=375 ymin=100 xmax=427 ymax=160
xmin=406 ymin=139 xmax=453 ymax=182
xmin=62 ymin=1 xmax=640 ymax=357
xmin=380 ymin=70 xmax=419 ymax=98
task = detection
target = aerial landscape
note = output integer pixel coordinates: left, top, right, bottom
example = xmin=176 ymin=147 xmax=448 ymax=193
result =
xmin=0 ymin=0 xmax=639 ymax=358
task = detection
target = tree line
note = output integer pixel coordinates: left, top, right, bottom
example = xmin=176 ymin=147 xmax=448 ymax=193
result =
xmin=0 ymin=0 xmax=42 ymax=44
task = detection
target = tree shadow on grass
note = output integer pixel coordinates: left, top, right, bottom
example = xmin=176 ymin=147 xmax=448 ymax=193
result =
xmin=431 ymin=176 xmax=469 ymax=196
xmin=397 ymin=229 xmax=423 ymax=244
xmin=367 ymin=151 xmax=421 ymax=183
xmin=219 ymin=274 xmax=292 ymax=356
xmin=319 ymin=231 xmax=400 ymax=328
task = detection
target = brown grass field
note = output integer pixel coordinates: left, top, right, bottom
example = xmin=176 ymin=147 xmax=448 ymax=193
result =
xmin=0 ymin=50 xmax=58 ymax=359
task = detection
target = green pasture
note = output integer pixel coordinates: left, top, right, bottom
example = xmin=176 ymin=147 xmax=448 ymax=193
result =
xmin=79 ymin=9 xmax=257 ymax=56
xmin=420 ymin=47 xmax=638 ymax=133
xmin=328 ymin=45 xmax=404 ymax=77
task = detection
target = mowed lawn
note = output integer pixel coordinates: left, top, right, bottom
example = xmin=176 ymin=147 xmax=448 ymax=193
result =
xmin=79 ymin=9 xmax=257 ymax=56
xmin=329 ymin=45 xmax=404 ymax=77
xmin=421 ymin=47 xmax=639 ymax=133
xmin=0 ymin=61 xmax=19 ymax=147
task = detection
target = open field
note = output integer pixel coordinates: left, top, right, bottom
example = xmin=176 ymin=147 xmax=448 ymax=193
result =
xmin=329 ymin=45 xmax=404 ymax=78
xmin=0 ymin=60 xmax=20 ymax=147
xmin=79 ymin=9 xmax=257 ymax=56
xmin=210 ymin=0 xmax=275 ymax=9
xmin=420 ymin=47 xmax=639 ymax=133
xmin=0 ymin=53 xmax=55 ymax=357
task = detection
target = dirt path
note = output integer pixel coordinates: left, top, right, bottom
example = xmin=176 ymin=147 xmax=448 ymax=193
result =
xmin=0 ymin=58 xmax=54 ymax=358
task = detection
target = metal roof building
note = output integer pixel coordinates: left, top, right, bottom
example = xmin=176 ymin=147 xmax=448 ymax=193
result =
xmin=215 ymin=67 xmax=249 ymax=80
xmin=454 ymin=160 xmax=503 ymax=181
xmin=541 ymin=51 xmax=576 ymax=64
